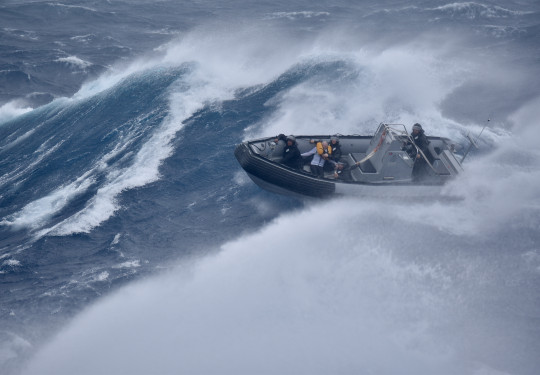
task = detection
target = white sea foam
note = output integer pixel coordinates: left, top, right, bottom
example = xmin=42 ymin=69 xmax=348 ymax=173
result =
xmin=110 ymin=233 xmax=121 ymax=246
xmin=0 ymin=128 xmax=36 ymax=151
xmin=0 ymin=101 xmax=33 ymax=124
xmin=70 ymin=34 xmax=95 ymax=43
xmin=483 ymin=25 xmax=526 ymax=38
xmin=159 ymin=24 xmax=317 ymax=90
xmin=56 ymin=56 xmax=92 ymax=69
xmin=1 ymin=170 xmax=95 ymax=230
xmin=2 ymin=259 xmax=21 ymax=267
xmin=112 ymin=260 xmax=140 ymax=269
xmin=265 ymin=11 xmax=331 ymax=20
xmin=429 ymin=2 xmax=532 ymax=18
xmin=46 ymin=3 xmax=97 ymax=12
xmin=72 ymin=60 xmax=156 ymax=101
xmin=94 ymin=271 xmax=109 ymax=282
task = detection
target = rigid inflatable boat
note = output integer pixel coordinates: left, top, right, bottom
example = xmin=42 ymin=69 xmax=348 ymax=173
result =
xmin=234 ymin=123 xmax=464 ymax=198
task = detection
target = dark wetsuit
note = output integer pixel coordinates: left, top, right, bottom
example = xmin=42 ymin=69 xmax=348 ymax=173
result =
xmin=327 ymin=141 xmax=349 ymax=178
xmin=282 ymin=142 xmax=302 ymax=169
xmin=410 ymin=130 xmax=430 ymax=180
xmin=412 ymin=130 xmax=429 ymax=157
xmin=329 ymin=142 xmax=342 ymax=163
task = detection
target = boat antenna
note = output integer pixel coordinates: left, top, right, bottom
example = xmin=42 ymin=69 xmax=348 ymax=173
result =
xmin=461 ymin=118 xmax=489 ymax=163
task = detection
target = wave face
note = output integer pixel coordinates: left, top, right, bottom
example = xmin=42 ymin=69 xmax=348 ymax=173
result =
xmin=1 ymin=1 xmax=540 ymax=374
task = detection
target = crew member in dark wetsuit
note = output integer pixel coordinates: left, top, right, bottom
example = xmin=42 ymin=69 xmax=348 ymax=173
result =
xmin=411 ymin=123 xmax=429 ymax=156
xmin=281 ymin=135 xmax=302 ymax=169
xmin=408 ymin=123 xmax=430 ymax=181
xmin=327 ymin=136 xmax=347 ymax=178
xmin=329 ymin=136 xmax=342 ymax=163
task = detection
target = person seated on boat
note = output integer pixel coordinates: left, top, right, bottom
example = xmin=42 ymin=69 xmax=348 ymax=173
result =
xmin=301 ymin=140 xmax=331 ymax=178
xmin=326 ymin=136 xmax=348 ymax=178
xmin=281 ymin=135 xmax=303 ymax=169
xmin=329 ymin=136 xmax=343 ymax=162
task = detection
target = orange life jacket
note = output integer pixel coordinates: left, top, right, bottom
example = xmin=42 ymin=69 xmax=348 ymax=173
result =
xmin=316 ymin=142 xmax=331 ymax=156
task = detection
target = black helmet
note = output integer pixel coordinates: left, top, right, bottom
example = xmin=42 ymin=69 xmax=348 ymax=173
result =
xmin=412 ymin=123 xmax=422 ymax=131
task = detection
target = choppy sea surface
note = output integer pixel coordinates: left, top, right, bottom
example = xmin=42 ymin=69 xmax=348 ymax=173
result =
xmin=1 ymin=1 xmax=540 ymax=374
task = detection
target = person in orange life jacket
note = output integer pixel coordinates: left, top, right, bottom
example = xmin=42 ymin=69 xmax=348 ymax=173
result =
xmin=301 ymin=140 xmax=331 ymax=177
xmin=281 ymin=135 xmax=302 ymax=169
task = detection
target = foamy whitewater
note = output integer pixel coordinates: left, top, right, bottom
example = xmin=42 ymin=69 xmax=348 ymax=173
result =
xmin=1 ymin=1 xmax=539 ymax=374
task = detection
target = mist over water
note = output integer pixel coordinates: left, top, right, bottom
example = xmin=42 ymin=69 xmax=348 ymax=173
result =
xmin=1 ymin=1 xmax=540 ymax=374
xmin=22 ymin=192 xmax=540 ymax=375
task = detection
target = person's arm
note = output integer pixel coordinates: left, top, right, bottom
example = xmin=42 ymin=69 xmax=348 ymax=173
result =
xmin=301 ymin=147 xmax=317 ymax=157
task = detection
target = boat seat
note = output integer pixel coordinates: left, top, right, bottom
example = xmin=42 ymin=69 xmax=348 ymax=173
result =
xmin=269 ymin=140 xmax=286 ymax=161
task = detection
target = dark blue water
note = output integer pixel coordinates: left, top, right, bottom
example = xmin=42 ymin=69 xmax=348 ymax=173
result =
xmin=1 ymin=1 xmax=540 ymax=374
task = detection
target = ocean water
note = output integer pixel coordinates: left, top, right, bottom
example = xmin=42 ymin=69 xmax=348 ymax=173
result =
xmin=1 ymin=1 xmax=540 ymax=374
